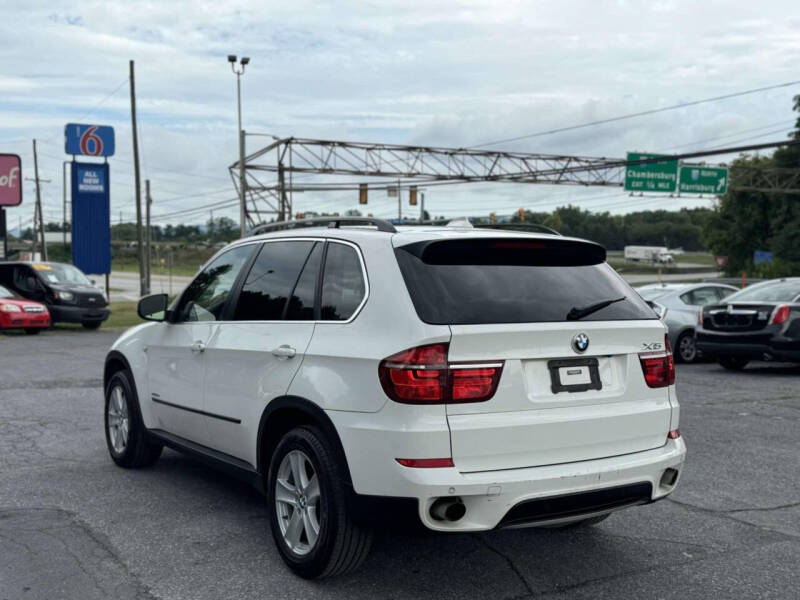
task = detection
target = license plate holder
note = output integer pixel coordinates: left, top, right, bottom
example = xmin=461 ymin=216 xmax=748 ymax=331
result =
xmin=548 ymin=358 xmax=602 ymax=393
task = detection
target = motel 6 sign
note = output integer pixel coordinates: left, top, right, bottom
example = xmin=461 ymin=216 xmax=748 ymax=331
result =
xmin=65 ymin=123 xmax=115 ymax=157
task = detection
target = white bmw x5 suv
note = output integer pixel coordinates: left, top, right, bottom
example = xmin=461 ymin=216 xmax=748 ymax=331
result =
xmin=104 ymin=217 xmax=686 ymax=578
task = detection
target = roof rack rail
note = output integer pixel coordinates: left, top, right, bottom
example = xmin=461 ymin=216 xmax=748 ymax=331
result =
xmin=474 ymin=222 xmax=561 ymax=236
xmin=247 ymin=216 xmax=397 ymax=237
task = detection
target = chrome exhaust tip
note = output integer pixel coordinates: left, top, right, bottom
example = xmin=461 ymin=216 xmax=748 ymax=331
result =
xmin=430 ymin=497 xmax=466 ymax=522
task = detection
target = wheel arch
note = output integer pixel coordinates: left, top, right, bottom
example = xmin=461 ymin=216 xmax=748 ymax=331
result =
xmin=256 ymin=396 xmax=353 ymax=488
xmin=104 ymin=350 xmax=133 ymax=389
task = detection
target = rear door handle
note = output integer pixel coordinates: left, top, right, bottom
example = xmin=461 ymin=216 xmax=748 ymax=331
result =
xmin=271 ymin=344 xmax=296 ymax=359
xmin=190 ymin=340 xmax=206 ymax=353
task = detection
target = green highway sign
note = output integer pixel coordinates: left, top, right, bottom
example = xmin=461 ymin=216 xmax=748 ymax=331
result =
xmin=678 ymin=165 xmax=729 ymax=195
xmin=624 ymin=152 xmax=678 ymax=193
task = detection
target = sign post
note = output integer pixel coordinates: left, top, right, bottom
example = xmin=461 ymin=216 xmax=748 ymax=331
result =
xmin=71 ymin=162 xmax=112 ymax=275
xmin=624 ymin=153 xmax=678 ymax=193
xmin=65 ymin=124 xmax=113 ymax=293
xmin=678 ymin=165 xmax=729 ymax=195
xmin=0 ymin=154 xmax=23 ymax=261
xmin=65 ymin=124 xmax=115 ymax=157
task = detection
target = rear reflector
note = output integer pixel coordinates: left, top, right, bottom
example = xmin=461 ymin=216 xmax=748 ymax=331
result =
xmin=395 ymin=458 xmax=454 ymax=468
xmin=667 ymin=429 xmax=681 ymax=439
xmin=639 ymin=334 xmax=675 ymax=388
xmin=379 ymin=343 xmax=504 ymax=404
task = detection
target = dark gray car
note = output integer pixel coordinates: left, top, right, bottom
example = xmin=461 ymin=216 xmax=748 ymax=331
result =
xmin=636 ymin=282 xmax=738 ymax=362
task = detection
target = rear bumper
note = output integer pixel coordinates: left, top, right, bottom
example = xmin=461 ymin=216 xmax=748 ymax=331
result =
xmin=48 ymin=304 xmax=109 ymax=324
xmin=696 ymin=331 xmax=800 ymax=362
xmin=330 ymin=404 xmax=686 ymax=532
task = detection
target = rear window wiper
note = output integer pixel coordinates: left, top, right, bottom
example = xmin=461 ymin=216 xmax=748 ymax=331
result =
xmin=566 ymin=296 xmax=627 ymax=321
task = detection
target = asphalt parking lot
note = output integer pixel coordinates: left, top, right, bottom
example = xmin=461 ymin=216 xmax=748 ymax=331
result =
xmin=1 ymin=329 xmax=799 ymax=599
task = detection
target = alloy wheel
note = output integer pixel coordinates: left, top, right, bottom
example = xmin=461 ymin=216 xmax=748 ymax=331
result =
xmin=275 ymin=450 xmax=322 ymax=556
xmin=679 ymin=334 xmax=696 ymax=362
xmin=107 ymin=386 xmax=130 ymax=454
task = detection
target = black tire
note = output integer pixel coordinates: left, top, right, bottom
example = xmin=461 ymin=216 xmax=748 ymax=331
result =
xmin=267 ymin=426 xmax=373 ymax=579
xmin=24 ymin=328 xmax=42 ymax=335
xmin=719 ymin=356 xmax=749 ymax=371
xmin=675 ymin=331 xmax=697 ymax=363
xmin=104 ymin=370 xmax=163 ymax=468
xmin=82 ymin=321 xmax=102 ymax=330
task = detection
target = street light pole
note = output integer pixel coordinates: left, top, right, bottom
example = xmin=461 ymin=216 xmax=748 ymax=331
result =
xmin=229 ymin=55 xmax=250 ymax=237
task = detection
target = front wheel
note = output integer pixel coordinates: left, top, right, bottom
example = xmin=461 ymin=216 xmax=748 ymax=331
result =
xmin=675 ymin=331 xmax=697 ymax=363
xmin=24 ymin=328 xmax=42 ymax=335
xmin=104 ymin=370 xmax=163 ymax=468
xmin=719 ymin=356 xmax=749 ymax=371
xmin=267 ymin=426 xmax=372 ymax=579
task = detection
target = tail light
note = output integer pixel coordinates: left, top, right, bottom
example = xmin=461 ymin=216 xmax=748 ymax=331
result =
xmin=639 ymin=334 xmax=675 ymax=388
xmin=379 ymin=343 xmax=504 ymax=404
xmin=697 ymin=310 xmax=703 ymax=326
xmin=770 ymin=305 xmax=790 ymax=325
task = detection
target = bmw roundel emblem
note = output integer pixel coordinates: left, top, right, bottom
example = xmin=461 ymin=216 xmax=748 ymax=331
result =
xmin=572 ymin=333 xmax=590 ymax=353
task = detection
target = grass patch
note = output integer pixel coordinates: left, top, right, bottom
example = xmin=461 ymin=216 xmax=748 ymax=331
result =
xmin=104 ymin=301 xmax=144 ymax=329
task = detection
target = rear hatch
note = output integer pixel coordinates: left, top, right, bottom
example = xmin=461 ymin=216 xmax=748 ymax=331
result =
xmin=394 ymin=236 xmax=673 ymax=473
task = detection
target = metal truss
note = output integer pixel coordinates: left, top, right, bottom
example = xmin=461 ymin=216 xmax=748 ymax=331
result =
xmin=729 ymin=166 xmax=800 ymax=195
xmin=230 ymin=136 xmax=800 ymax=224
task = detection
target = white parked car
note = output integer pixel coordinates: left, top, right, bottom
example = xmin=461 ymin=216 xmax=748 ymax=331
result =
xmin=103 ymin=217 xmax=686 ymax=579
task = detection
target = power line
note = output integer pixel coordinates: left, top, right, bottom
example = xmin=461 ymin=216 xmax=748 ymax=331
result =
xmin=472 ymin=80 xmax=800 ymax=148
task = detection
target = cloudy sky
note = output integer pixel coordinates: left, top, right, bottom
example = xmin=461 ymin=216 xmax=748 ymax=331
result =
xmin=1 ymin=0 xmax=799 ymax=230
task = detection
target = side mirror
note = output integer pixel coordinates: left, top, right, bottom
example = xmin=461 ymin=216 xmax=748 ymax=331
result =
xmin=138 ymin=293 xmax=169 ymax=322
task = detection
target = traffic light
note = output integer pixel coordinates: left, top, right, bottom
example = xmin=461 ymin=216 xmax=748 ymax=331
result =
xmin=359 ymin=184 xmax=368 ymax=205
xmin=409 ymin=186 xmax=417 ymax=206
xmin=490 ymin=212 xmax=496 ymax=224
xmin=518 ymin=208 xmax=525 ymax=222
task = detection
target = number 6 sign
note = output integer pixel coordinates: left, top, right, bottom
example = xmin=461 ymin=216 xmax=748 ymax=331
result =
xmin=65 ymin=123 xmax=115 ymax=157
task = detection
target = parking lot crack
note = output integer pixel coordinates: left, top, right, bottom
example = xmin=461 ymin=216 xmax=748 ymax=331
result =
xmin=476 ymin=534 xmax=534 ymax=598
xmin=667 ymin=498 xmax=800 ymax=540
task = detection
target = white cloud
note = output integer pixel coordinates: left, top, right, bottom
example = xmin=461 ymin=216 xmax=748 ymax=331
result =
xmin=0 ymin=0 xmax=798 ymax=225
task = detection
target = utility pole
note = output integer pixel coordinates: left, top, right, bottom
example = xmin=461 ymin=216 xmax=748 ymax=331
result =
xmin=397 ymin=178 xmax=402 ymax=221
xmin=129 ymin=59 xmax=145 ymax=296
xmin=31 ymin=139 xmax=48 ymax=261
xmin=420 ymin=191 xmax=425 ymax=222
xmin=62 ymin=161 xmax=70 ymax=247
xmin=228 ymin=55 xmax=250 ymax=236
xmin=278 ymin=161 xmax=286 ymax=221
xmin=145 ymin=179 xmax=152 ymax=294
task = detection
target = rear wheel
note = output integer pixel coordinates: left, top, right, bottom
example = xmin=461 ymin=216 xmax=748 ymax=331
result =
xmin=24 ymin=328 xmax=42 ymax=335
xmin=104 ymin=370 xmax=162 ymax=468
xmin=675 ymin=331 xmax=697 ymax=363
xmin=267 ymin=426 xmax=372 ymax=579
xmin=719 ymin=356 xmax=749 ymax=371
xmin=82 ymin=321 xmax=102 ymax=330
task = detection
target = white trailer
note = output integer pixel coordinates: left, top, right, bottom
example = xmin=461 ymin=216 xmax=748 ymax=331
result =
xmin=624 ymin=246 xmax=674 ymax=264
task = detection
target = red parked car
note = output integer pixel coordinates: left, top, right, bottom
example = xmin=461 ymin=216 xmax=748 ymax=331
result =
xmin=0 ymin=284 xmax=51 ymax=334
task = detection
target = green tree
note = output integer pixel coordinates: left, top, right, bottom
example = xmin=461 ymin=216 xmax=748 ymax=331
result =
xmin=703 ymin=95 xmax=800 ymax=276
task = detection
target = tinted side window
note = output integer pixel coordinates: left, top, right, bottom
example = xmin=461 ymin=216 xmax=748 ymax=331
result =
xmin=175 ymin=245 xmax=255 ymax=322
xmin=320 ymin=243 xmax=366 ymax=321
xmin=688 ymin=287 xmax=721 ymax=306
xmin=286 ymin=243 xmax=323 ymax=321
xmin=234 ymin=241 xmax=314 ymax=321
xmin=718 ymin=288 xmax=736 ymax=300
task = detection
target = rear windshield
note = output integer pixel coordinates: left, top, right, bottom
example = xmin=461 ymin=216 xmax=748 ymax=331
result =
xmin=395 ymin=238 xmax=655 ymax=325
xmin=725 ymin=280 xmax=800 ymax=303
